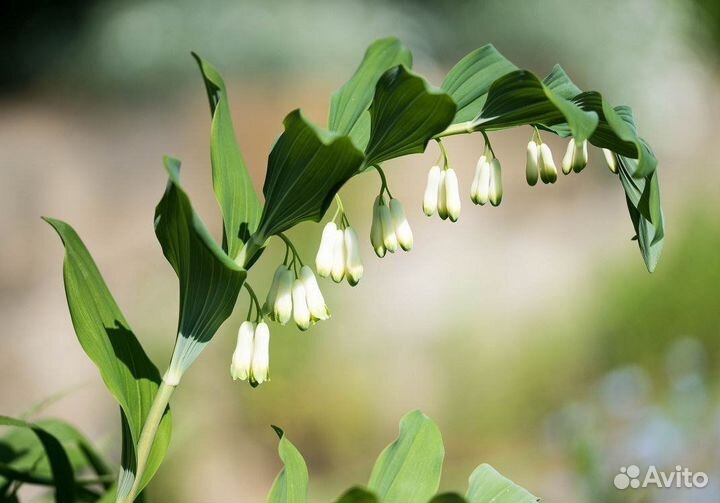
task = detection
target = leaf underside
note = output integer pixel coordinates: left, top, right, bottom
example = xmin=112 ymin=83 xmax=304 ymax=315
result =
xmin=266 ymin=427 xmax=309 ymax=503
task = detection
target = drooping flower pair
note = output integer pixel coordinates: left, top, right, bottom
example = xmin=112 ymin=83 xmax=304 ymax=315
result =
xmin=316 ymin=221 xmax=363 ymax=286
xmin=526 ymin=138 xmax=558 ymax=185
xmin=561 ymin=138 xmax=589 ymax=175
xmin=230 ymin=321 xmax=270 ymax=385
xmin=266 ymin=264 xmax=329 ymax=330
xmin=423 ymin=165 xmax=461 ymax=221
xmin=471 ymin=149 xmax=503 ymax=206
xmin=371 ymin=195 xmax=413 ymax=257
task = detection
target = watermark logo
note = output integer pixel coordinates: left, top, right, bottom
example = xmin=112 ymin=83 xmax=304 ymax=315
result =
xmin=614 ymin=465 xmax=709 ymax=490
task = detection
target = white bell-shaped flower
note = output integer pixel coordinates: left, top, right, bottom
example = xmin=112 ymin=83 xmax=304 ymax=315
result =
xmin=444 ymin=168 xmax=461 ymax=222
xmin=291 ymin=279 xmax=311 ymax=330
xmin=344 ymin=227 xmax=363 ymax=286
xmin=300 ymin=265 xmax=329 ymax=321
xmin=562 ymin=138 xmax=588 ymax=174
xmin=379 ymin=203 xmax=399 ymax=252
xmin=273 ymin=266 xmax=294 ymax=325
xmin=526 ymin=141 xmax=539 ymax=186
xmin=389 ymin=198 xmax=413 ymax=251
xmin=538 ymin=143 xmax=558 ymax=184
xmin=315 ymin=222 xmax=337 ymax=278
xmin=471 ymin=155 xmax=490 ymax=205
xmin=330 ymin=228 xmax=346 ymax=283
xmin=370 ymin=195 xmax=386 ymax=258
xmin=437 ymin=170 xmax=449 ymax=220
xmin=603 ymin=148 xmax=618 ymax=173
xmin=250 ymin=322 xmax=270 ymax=385
xmin=230 ymin=321 xmax=254 ymax=381
xmin=488 ymin=158 xmax=503 ymax=207
xmin=263 ymin=265 xmax=285 ymax=319
xmin=423 ymin=165 xmax=442 ymax=216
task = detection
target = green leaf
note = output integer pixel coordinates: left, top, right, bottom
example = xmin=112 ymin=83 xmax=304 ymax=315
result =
xmin=365 ymin=66 xmax=457 ymax=166
xmin=465 ymin=464 xmax=538 ymax=503
xmin=0 ymin=418 xmax=112 ymax=488
xmin=333 ymin=487 xmax=379 ymax=503
xmin=155 ymin=157 xmax=247 ymax=377
xmin=0 ymin=416 xmax=75 ymax=502
xmin=541 ymin=64 xmax=582 ymax=100
xmin=44 ymin=218 xmax=172 ymax=498
xmin=367 ymin=410 xmax=444 ymax=503
xmin=473 ymin=69 xmax=598 ymax=142
xmin=266 ymin=426 xmax=308 ymax=503
xmin=428 ymin=493 xmax=468 ymax=503
xmin=256 ymin=111 xmax=365 ymax=238
xmin=192 ymin=53 xmax=262 ymax=258
xmin=329 ymin=37 xmax=413 ymax=149
xmin=441 ymin=44 xmax=518 ymax=124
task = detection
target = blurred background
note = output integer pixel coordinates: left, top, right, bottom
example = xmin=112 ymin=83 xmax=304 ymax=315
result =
xmin=1 ymin=0 xmax=719 ymax=501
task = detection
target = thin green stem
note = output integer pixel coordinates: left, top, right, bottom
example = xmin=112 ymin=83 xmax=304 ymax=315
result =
xmin=374 ymin=166 xmax=393 ymax=199
xmin=120 ymin=381 xmax=175 ymax=503
xmin=436 ymin=139 xmax=450 ymax=169
xmin=480 ymin=130 xmax=496 ymax=158
xmin=244 ymin=283 xmax=262 ymax=322
xmin=278 ymin=233 xmax=303 ymax=267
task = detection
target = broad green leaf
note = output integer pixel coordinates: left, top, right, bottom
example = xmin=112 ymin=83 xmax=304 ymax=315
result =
xmin=473 ymin=70 xmax=598 ymax=142
xmin=441 ymin=44 xmax=518 ymax=124
xmin=365 ymin=66 xmax=456 ymax=166
xmin=192 ymin=53 xmax=262 ymax=258
xmin=465 ymin=464 xmax=538 ymax=503
xmin=155 ymin=157 xmax=247 ymax=377
xmin=329 ymin=37 xmax=413 ymax=147
xmin=334 ymin=487 xmax=378 ymax=503
xmin=266 ymin=426 xmax=308 ymax=503
xmin=0 ymin=418 xmax=112 ymax=489
xmin=541 ymin=64 xmax=582 ymax=100
xmin=429 ymin=493 xmax=468 ymax=503
xmin=256 ymin=110 xmax=365 ymax=238
xmin=367 ymin=410 xmax=444 ymax=503
xmin=44 ymin=218 xmax=172 ymax=498
xmin=0 ymin=416 xmax=75 ymax=502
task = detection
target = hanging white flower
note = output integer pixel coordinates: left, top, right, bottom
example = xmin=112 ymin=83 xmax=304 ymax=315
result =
xmin=379 ymin=202 xmax=399 ymax=252
xmin=344 ymin=227 xmax=363 ymax=286
xmin=444 ymin=168 xmax=461 ymax=222
xmin=300 ymin=265 xmax=329 ymax=321
xmin=423 ymin=165 xmax=442 ymax=216
xmin=488 ymin=158 xmax=503 ymax=207
xmin=370 ymin=195 xmax=386 ymax=258
xmin=250 ymin=322 xmax=270 ymax=385
xmin=603 ymin=148 xmax=618 ymax=173
xmin=315 ymin=222 xmax=337 ymax=278
xmin=471 ymin=154 xmax=491 ymax=205
xmin=273 ymin=266 xmax=294 ymax=325
xmin=526 ymin=140 xmax=539 ymax=186
xmin=389 ymin=198 xmax=413 ymax=251
xmin=562 ymin=138 xmax=588 ymax=174
xmin=230 ymin=321 xmax=255 ymax=381
xmin=538 ymin=143 xmax=558 ymax=184
xmin=291 ymin=278 xmax=311 ymax=330
xmin=330 ymin=227 xmax=346 ymax=283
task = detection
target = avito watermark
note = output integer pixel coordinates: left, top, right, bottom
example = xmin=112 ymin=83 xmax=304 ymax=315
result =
xmin=614 ymin=465 xmax=709 ymax=490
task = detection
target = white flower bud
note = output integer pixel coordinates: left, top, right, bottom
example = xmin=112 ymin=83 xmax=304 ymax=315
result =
xmin=315 ymin=222 xmax=337 ymax=278
xmin=444 ymin=168 xmax=461 ymax=222
xmin=437 ymin=170 xmax=448 ymax=220
xmin=538 ymin=143 xmax=558 ymax=184
xmin=489 ymin=158 xmax=503 ymax=207
xmin=423 ymin=165 xmax=442 ymax=216
xmin=389 ymin=198 xmax=413 ymax=251
xmin=250 ymin=322 xmax=270 ymax=385
xmin=344 ymin=227 xmax=363 ymax=286
xmin=300 ymin=265 xmax=329 ymax=321
xmin=370 ymin=195 xmax=386 ymax=258
xmin=263 ymin=265 xmax=286 ymax=319
xmin=273 ymin=267 xmax=294 ymax=325
xmin=603 ymin=148 xmax=618 ymax=173
xmin=330 ymin=228 xmax=346 ymax=283
xmin=379 ymin=204 xmax=398 ymax=252
xmin=526 ymin=141 xmax=539 ymax=186
xmin=291 ymin=279 xmax=311 ymax=330
xmin=471 ymin=155 xmax=490 ymax=205
xmin=230 ymin=321 xmax=254 ymax=381
xmin=561 ymin=139 xmax=574 ymax=175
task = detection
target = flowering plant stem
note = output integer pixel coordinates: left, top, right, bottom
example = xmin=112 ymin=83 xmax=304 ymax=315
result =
xmin=121 ymin=380 xmax=176 ymax=503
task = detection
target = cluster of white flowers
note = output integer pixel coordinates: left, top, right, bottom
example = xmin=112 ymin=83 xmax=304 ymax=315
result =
xmin=423 ymin=165 xmax=461 ymax=221
xmin=316 ymin=222 xmax=363 ymax=286
xmin=470 ymin=151 xmax=502 ymax=206
xmin=526 ymin=139 xmax=558 ymax=185
xmin=230 ymin=321 xmax=270 ymax=385
xmin=371 ymin=195 xmax=413 ymax=257
xmin=266 ymin=264 xmax=329 ymax=330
